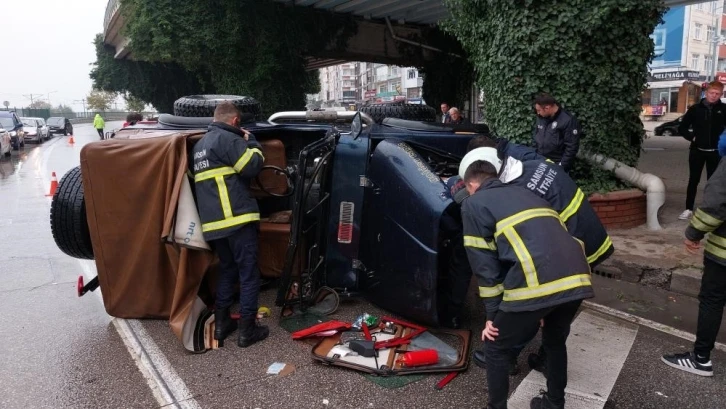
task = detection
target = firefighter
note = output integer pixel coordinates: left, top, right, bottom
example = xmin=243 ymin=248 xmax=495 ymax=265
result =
xmin=444 ymin=137 xmax=612 ymax=372
xmin=461 ymin=159 xmax=594 ymax=409
xmin=661 ymin=157 xmax=726 ymax=377
xmin=192 ymin=102 xmax=269 ymax=348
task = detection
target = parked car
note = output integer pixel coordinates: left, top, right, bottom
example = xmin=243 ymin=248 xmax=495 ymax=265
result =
xmin=47 ymin=117 xmax=73 ymax=136
xmin=0 ymin=128 xmax=11 ymax=157
xmin=654 ymin=116 xmax=684 ymax=136
xmin=0 ymin=111 xmax=25 ymax=150
xmin=21 ymin=117 xmax=49 ymax=143
xmin=49 ymin=95 xmax=485 ymax=351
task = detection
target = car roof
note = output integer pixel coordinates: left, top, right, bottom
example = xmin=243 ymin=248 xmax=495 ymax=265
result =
xmin=21 ymin=117 xmax=43 ymax=121
xmin=0 ymin=111 xmax=16 ymax=117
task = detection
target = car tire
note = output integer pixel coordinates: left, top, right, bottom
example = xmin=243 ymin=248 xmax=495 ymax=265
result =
xmin=360 ymin=103 xmax=437 ymax=124
xmin=50 ymin=166 xmax=94 ymax=260
xmin=662 ymin=130 xmax=673 ymax=136
xmin=173 ymin=95 xmax=263 ymax=120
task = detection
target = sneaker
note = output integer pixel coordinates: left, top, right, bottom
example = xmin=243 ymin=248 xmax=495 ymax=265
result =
xmin=661 ymin=351 xmax=713 ymax=377
xmin=679 ymin=210 xmax=693 ymax=220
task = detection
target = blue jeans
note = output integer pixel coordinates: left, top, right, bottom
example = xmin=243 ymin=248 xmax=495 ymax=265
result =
xmin=213 ymin=223 xmax=260 ymax=317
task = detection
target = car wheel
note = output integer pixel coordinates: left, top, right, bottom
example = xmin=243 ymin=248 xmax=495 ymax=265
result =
xmin=662 ymin=130 xmax=673 ymax=136
xmin=50 ymin=166 xmax=94 ymax=260
xmin=173 ymin=95 xmax=263 ymax=120
xmin=360 ymin=103 xmax=438 ymax=124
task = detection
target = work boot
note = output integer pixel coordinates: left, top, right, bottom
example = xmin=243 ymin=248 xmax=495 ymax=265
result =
xmin=530 ymin=390 xmax=563 ymax=409
xmin=237 ymin=315 xmax=269 ymax=348
xmin=213 ymin=307 xmax=237 ymax=341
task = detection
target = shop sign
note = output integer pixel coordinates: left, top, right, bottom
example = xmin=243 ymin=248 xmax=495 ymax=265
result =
xmin=648 ymin=70 xmax=700 ymax=81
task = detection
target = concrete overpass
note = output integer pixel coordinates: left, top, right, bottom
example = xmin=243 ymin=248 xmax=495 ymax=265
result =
xmin=104 ymin=0 xmax=697 ymax=69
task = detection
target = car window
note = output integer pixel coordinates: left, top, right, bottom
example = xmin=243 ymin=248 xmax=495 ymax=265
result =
xmin=0 ymin=118 xmax=14 ymax=129
xmin=47 ymin=117 xmax=63 ymax=125
xmin=22 ymin=119 xmax=37 ymax=127
xmin=38 ymin=119 xmax=45 ymax=126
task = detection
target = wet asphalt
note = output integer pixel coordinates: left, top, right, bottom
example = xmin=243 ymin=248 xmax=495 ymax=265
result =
xmin=0 ymin=123 xmax=725 ymax=408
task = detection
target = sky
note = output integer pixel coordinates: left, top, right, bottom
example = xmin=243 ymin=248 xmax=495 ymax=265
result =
xmin=0 ymin=0 xmax=121 ymax=112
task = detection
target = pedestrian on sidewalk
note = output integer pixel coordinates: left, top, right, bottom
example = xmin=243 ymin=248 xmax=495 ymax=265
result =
xmin=461 ymin=159 xmax=594 ymax=409
xmin=677 ymin=80 xmax=726 ymax=220
xmin=533 ymin=93 xmax=582 ymax=173
xmin=662 ymin=157 xmax=726 ymax=377
xmin=93 ymin=113 xmax=105 ymax=139
xmin=192 ymin=102 xmax=269 ymax=348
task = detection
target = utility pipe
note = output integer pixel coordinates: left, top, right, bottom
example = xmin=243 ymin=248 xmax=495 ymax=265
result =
xmin=580 ymin=152 xmax=665 ymax=231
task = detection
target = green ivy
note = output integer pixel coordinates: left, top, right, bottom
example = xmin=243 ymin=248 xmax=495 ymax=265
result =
xmin=441 ymin=0 xmax=666 ymax=194
xmin=91 ymin=0 xmax=357 ymax=115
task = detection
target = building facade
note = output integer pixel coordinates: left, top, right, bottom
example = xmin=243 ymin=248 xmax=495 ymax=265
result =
xmin=646 ymin=1 xmax=724 ymax=114
xmin=309 ymin=62 xmax=424 ymax=108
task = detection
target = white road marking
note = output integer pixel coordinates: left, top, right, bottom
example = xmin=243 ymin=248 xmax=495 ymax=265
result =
xmin=507 ymin=311 xmax=638 ymax=409
xmin=41 ymin=140 xmax=201 ymax=409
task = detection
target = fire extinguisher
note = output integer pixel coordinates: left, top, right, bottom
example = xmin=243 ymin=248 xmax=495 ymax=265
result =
xmin=396 ymin=349 xmax=439 ymax=367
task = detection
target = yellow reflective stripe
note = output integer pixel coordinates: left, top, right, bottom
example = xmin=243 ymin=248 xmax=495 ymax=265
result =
xmin=464 ymin=235 xmax=497 ymax=251
xmin=545 ymin=159 xmax=554 ymax=163
xmin=708 ymin=233 xmax=726 ymax=247
xmin=705 ymin=241 xmax=726 ymax=259
xmin=479 ymin=284 xmax=504 ymax=297
xmin=503 ymin=274 xmax=591 ymax=301
xmin=215 ymin=176 xmax=233 ymax=218
xmin=503 ymin=228 xmax=539 ymax=287
xmin=195 ymin=166 xmax=235 ymax=182
xmin=692 ymin=209 xmax=723 ymax=232
xmin=202 ymin=213 xmax=261 ymax=232
xmin=233 ymin=148 xmax=264 ymax=173
xmin=587 ymin=236 xmax=613 ymax=264
xmin=495 ymin=208 xmax=560 ymax=237
xmin=559 ymin=189 xmax=584 ymax=223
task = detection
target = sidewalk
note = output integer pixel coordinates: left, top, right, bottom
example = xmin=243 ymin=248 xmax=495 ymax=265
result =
xmin=598 ymin=124 xmax=708 ymax=299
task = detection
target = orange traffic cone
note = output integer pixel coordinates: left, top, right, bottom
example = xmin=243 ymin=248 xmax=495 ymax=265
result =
xmin=68 ymin=135 xmax=75 ymax=145
xmin=46 ymin=172 xmax=58 ymax=197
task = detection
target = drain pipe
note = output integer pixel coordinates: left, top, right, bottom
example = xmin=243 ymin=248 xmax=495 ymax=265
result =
xmin=384 ymin=17 xmax=462 ymax=58
xmin=580 ymin=152 xmax=666 ymax=231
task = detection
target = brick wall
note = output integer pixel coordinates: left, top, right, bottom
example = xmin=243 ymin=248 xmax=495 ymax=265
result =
xmin=588 ymin=189 xmax=646 ymax=229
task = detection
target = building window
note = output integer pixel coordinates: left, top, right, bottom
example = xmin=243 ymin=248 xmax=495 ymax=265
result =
xmin=706 ymin=55 xmax=714 ymax=73
xmin=712 ymin=1 xmax=718 ymax=12
xmin=708 ymin=26 xmax=716 ymax=41
xmin=695 ymin=23 xmax=703 ymax=40
xmin=408 ymin=69 xmax=417 ymax=79
xmin=390 ymin=80 xmax=401 ymax=93
xmin=696 ymin=3 xmax=704 ymax=11
xmin=691 ymin=53 xmax=701 ymax=70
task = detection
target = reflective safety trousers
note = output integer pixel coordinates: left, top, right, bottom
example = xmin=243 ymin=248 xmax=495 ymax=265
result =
xmin=461 ymin=179 xmax=594 ymax=320
xmin=686 ymin=158 xmax=726 ymax=266
xmin=192 ymin=122 xmax=264 ymax=241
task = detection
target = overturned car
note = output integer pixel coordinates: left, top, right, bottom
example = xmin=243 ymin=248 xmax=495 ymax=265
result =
xmin=49 ymin=95 xmax=487 ymax=352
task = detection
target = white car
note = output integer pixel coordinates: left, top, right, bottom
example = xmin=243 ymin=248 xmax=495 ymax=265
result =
xmin=0 ymin=128 xmax=11 ymax=157
xmin=21 ymin=117 xmax=49 ymax=143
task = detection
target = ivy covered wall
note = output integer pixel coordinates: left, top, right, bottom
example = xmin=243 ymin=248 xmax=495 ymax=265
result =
xmin=442 ymin=0 xmax=667 ymax=193
xmin=91 ymin=0 xmax=357 ymax=114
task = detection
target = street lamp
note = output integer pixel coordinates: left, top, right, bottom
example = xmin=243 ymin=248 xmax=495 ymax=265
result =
xmin=47 ymin=91 xmax=57 ymax=107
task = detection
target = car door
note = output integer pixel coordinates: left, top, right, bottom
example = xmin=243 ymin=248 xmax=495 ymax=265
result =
xmin=359 ymin=138 xmax=453 ymax=326
xmin=275 ymin=130 xmax=338 ymax=308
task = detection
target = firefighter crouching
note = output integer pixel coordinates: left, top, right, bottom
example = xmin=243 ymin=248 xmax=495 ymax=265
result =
xmin=461 ymin=159 xmax=594 ymax=409
xmin=192 ymin=102 xmax=269 ymax=348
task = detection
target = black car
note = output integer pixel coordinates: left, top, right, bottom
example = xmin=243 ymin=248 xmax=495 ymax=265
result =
xmin=654 ymin=116 xmax=683 ymax=136
xmin=47 ymin=117 xmax=73 ymax=136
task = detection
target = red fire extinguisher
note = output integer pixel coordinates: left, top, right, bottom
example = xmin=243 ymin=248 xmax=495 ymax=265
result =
xmin=396 ymin=349 xmax=439 ymax=367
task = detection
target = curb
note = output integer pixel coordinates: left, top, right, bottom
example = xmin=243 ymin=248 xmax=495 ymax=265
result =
xmin=584 ymin=301 xmax=726 ymax=353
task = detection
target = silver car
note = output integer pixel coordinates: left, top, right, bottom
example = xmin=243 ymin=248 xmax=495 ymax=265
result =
xmin=21 ymin=117 xmax=49 ymax=143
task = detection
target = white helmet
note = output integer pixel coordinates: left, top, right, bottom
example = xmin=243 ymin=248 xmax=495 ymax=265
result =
xmin=459 ymin=147 xmax=503 ymax=180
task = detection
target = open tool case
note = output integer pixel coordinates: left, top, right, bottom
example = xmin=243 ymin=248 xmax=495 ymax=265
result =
xmin=310 ymin=316 xmax=471 ymax=376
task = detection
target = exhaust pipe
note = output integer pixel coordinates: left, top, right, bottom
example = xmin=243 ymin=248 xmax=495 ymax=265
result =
xmin=580 ymin=152 xmax=666 ymax=231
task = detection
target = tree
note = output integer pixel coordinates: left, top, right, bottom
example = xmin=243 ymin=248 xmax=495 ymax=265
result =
xmin=29 ymin=100 xmax=51 ymax=109
xmin=125 ymin=93 xmax=147 ymax=112
xmin=86 ymin=90 xmax=117 ymax=112
xmin=441 ymin=0 xmax=666 ymax=193
xmin=90 ymin=1 xmax=357 ymax=114
xmin=55 ymin=104 xmax=75 ymax=115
